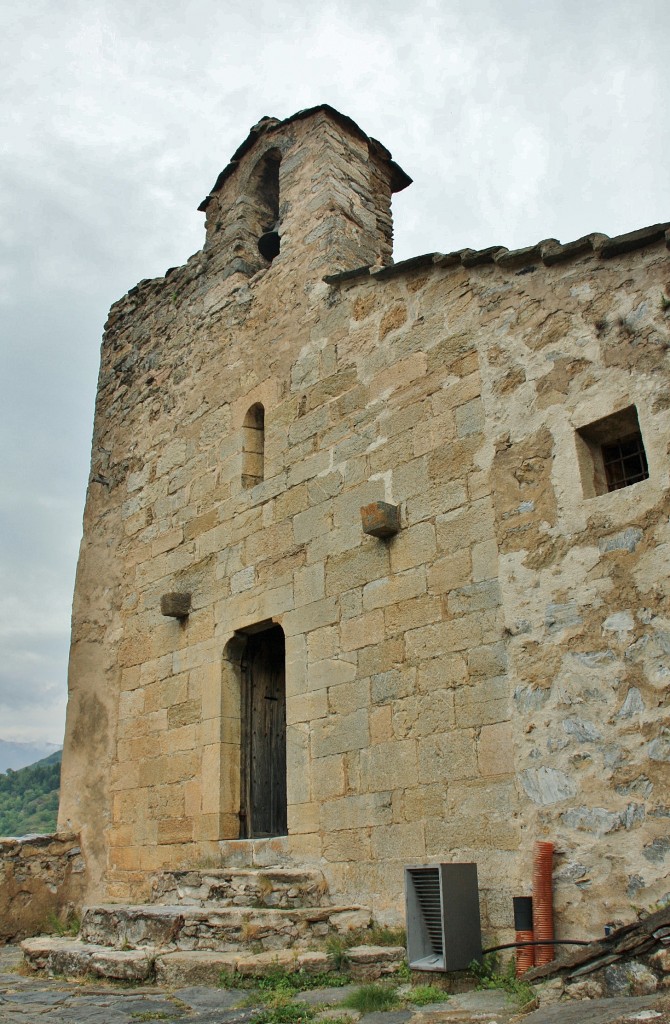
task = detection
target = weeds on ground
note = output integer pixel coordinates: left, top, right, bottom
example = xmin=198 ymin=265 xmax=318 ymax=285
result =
xmin=324 ymin=936 xmax=350 ymax=971
xmin=46 ymin=911 xmax=80 ymax=937
xmin=365 ymin=926 xmax=406 ymax=947
xmin=250 ymin=1003 xmax=316 ymax=1024
xmin=220 ymin=965 xmax=350 ymax=995
xmin=469 ymin=954 xmax=535 ymax=1006
xmin=404 ymin=984 xmax=445 ymax=1006
xmin=342 ymin=984 xmax=400 ymax=1013
xmin=393 ymin=960 xmax=411 ymax=982
xmin=324 ymin=924 xmax=406 ymax=970
xmin=130 ymin=1014 xmax=171 ymax=1022
xmin=257 ymin=966 xmax=350 ymax=994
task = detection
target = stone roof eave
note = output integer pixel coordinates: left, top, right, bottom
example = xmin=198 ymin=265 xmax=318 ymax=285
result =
xmin=323 ymin=223 xmax=670 ymax=286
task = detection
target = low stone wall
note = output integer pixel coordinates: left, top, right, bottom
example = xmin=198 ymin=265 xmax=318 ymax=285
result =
xmin=0 ymin=832 xmax=86 ymax=943
xmin=527 ymin=904 xmax=670 ymax=1001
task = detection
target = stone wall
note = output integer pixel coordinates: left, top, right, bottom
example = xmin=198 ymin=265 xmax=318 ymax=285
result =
xmin=527 ymin=903 xmax=670 ymax=1001
xmin=0 ymin=833 xmax=86 ymax=943
xmin=58 ymin=105 xmax=670 ymax=941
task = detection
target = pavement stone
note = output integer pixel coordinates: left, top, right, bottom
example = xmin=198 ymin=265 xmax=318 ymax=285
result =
xmin=446 ymin=991 xmax=512 ymax=1013
xmin=212 ymin=1011 xmax=263 ymax=1024
xmin=295 ymin=985 xmax=360 ymax=1005
xmin=522 ymin=995 xmax=670 ymax=1024
xmin=358 ymin=1012 xmax=413 ymax=1024
xmin=3 ymin=944 xmax=670 ymax=1024
xmin=172 ymin=986 xmax=247 ymax=1009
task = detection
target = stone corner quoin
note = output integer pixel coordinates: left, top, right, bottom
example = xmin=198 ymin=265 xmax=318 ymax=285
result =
xmin=56 ymin=103 xmax=670 ymax=939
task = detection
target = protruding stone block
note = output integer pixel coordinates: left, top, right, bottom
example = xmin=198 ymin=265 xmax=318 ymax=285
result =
xmin=360 ymin=502 xmax=400 ymax=538
xmin=160 ymin=592 xmax=191 ymax=618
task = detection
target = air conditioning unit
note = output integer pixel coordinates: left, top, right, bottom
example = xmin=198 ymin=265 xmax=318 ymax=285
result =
xmin=405 ymin=863 xmax=482 ymax=971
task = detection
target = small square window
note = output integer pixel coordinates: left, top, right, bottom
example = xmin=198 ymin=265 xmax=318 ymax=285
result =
xmin=601 ymin=434 xmax=649 ymax=491
xmin=575 ymin=405 xmax=649 ymax=498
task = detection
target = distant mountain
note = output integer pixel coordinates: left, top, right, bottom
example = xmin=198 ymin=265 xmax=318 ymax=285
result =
xmin=0 ymin=740 xmax=61 ymax=774
xmin=0 ymin=749 xmax=62 ymax=837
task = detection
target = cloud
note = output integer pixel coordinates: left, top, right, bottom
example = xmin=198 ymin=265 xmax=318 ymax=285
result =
xmin=0 ymin=0 xmax=668 ymax=742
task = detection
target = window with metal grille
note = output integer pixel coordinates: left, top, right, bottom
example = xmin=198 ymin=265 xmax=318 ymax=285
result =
xmin=602 ymin=433 xmax=649 ymax=491
xmin=576 ymin=405 xmax=649 ymax=498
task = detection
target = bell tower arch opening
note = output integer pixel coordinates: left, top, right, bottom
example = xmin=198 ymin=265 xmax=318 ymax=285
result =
xmin=250 ymin=149 xmax=281 ymax=262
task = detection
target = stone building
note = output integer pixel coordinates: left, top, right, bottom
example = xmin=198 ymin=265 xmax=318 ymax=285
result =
xmin=58 ymin=105 xmax=670 ymax=940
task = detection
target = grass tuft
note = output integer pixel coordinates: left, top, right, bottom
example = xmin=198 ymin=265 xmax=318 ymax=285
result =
xmin=469 ymin=954 xmax=535 ymax=1006
xmin=250 ymin=1003 xmax=315 ymax=1024
xmin=342 ymin=984 xmax=400 ymax=1013
xmin=405 ymin=984 xmax=445 ymax=1006
xmin=324 ymin=935 xmax=350 ymax=971
xmin=365 ymin=925 xmax=406 ymax=947
xmin=220 ymin=965 xmax=350 ymax=994
xmin=130 ymin=1014 xmax=171 ymax=1022
xmin=46 ymin=911 xmax=80 ymax=937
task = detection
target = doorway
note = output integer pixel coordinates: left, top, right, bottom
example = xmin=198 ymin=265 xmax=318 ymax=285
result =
xmin=240 ymin=624 xmax=287 ymax=837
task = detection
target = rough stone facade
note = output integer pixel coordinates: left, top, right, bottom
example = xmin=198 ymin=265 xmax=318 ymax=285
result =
xmin=58 ymin=105 xmax=670 ymax=942
xmin=0 ymin=833 xmax=85 ymax=942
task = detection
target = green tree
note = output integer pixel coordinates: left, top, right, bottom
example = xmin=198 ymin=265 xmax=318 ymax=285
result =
xmin=0 ymin=751 xmax=61 ymax=836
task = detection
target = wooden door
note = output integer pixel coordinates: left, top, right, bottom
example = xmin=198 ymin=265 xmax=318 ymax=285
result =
xmin=241 ymin=626 xmax=287 ymax=837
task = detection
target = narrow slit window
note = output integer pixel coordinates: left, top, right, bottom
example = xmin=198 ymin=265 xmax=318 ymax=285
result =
xmin=242 ymin=403 xmax=265 ymax=489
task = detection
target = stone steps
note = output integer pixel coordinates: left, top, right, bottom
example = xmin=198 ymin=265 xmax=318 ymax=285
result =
xmin=80 ymin=902 xmax=371 ymax=952
xmin=150 ymin=867 xmax=329 ymax=908
xmin=21 ymin=936 xmax=406 ymax=985
xmin=20 ymin=858 xmax=405 ymax=986
xmin=21 ymin=936 xmax=155 ymax=982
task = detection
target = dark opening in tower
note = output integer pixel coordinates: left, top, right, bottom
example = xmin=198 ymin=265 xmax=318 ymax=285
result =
xmin=252 ymin=150 xmax=281 ymax=262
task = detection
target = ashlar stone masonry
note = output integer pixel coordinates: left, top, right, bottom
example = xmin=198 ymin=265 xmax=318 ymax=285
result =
xmin=58 ymin=105 xmax=670 ymax=942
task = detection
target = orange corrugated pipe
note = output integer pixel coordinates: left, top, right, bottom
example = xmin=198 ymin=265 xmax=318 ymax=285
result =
xmin=515 ymin=929 xmax=535 ymax=976
xmin=532 ymin=840 xmax=555 ymax=966
xmin=513 ymin=895 xmax=535 ymax=976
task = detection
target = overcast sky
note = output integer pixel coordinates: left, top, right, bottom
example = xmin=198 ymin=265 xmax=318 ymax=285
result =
xmin=1 ymin=0 xmax=668 ymax=744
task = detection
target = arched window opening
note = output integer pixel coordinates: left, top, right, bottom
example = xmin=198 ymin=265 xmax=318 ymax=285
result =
xmin=250 ymin=151 xmax=281 ymax=263
xmin=242 ymin=403 xmax=265 ymax=489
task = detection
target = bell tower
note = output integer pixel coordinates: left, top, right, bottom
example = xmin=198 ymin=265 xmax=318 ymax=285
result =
xmin=198 ymin=105 xmax=411 ymax=280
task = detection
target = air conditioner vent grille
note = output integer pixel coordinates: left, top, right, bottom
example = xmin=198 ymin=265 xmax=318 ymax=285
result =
xmin=407 ymin=868 xmax=443 ymax=955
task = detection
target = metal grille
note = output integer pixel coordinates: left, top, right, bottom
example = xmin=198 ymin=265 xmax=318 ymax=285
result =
xmin=407 ymin=868 xmax=443 ymax=956
xmin=602 ymin=433 xmax=649 ymax=491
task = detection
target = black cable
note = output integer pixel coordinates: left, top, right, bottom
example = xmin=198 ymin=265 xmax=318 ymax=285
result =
xmin=482 ymin=939 xmax=592 ymax=954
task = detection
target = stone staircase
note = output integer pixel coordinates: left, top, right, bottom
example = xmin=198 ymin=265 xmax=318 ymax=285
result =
xmin=21 ymin=864 xmax=405 ymax=986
